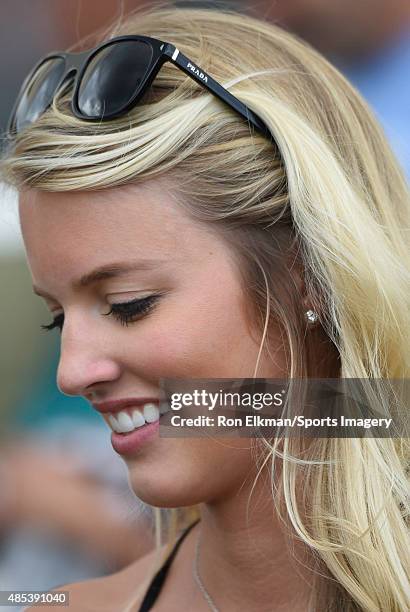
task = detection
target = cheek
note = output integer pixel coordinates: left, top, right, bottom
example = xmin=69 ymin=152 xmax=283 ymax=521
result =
xmin=125 ymin=296 xmax=261 ymax=378
xmin=127 ymin=438 xmax=257 ymax=507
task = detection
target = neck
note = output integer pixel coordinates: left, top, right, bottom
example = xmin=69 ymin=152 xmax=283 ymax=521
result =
xmin=197 ymin=463 xmax=315 ymax=612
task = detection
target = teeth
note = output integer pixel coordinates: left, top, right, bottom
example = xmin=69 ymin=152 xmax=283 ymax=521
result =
xmin=106 ymin=403 xmax=162 ymax=433
xmin=108 ymin=414 xmax=121 ymax=433
xmin=159 ymin=402 xmax=170 ymax=415
xmin=143 ymin=403 xmax=160 ymax=423
xmin=132 ymin=409 xmax=145 ymax=428
xmin=116 ymin=411 xmax=135 ymax=433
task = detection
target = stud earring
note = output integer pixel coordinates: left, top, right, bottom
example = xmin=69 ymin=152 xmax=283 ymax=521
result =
xmin=305 ymin=309 xmax=319 ymax=324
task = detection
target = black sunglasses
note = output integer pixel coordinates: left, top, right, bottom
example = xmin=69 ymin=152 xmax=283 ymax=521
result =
xmin=8 ymin=34 xmax=273 ymax=142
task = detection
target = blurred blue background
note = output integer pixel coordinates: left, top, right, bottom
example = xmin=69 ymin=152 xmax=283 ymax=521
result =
xmin=0 ymin=0 xmax=408 ymax=609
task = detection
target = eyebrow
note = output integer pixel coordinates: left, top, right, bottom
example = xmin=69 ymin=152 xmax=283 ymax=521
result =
xmin=32 ymin=259 xmax=166 ymax=299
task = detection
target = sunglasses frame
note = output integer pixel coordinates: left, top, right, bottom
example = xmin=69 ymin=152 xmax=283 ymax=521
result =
xmin=8 ymin=34 xmax=273 ymax=141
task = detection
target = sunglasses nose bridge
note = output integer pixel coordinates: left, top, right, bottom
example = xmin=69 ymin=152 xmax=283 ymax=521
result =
xmin=52 ymin=68 xmax=78 ymax=104
xmin=67 ymin=50 xmax=90 ymax=69
xmin=55 ymin=51 xmax=90 ymax=97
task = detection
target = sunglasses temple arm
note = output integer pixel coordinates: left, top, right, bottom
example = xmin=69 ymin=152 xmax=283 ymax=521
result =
xmin=163 ymin=45 xmax=273 ymax=141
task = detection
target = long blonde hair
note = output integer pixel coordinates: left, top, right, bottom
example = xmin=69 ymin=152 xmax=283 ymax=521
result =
xmin=2 ymin=4 xmax=409 ymax=611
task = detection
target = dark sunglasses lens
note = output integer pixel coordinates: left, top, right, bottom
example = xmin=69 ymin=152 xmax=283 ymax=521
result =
xmin=77 ymin=40 xmax=153 ymax=118
xmin=12 ymin=57 xmax=66 ymax=133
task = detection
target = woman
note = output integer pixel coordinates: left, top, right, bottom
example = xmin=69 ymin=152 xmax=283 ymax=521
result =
xmin=2 ymin=5 xmax=409 ymax=611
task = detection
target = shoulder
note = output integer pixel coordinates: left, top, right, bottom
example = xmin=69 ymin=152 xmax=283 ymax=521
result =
xmin=24 ymin=548 xmax=163 ymax=612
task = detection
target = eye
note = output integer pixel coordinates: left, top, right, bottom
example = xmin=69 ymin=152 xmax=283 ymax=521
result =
xmin=40 ymin=294 xmax=161 ymax=333
xmin=103 ymin=294 xmax=161 ymax=327
xmin=41 ymin=312 xmax=64 ymax=332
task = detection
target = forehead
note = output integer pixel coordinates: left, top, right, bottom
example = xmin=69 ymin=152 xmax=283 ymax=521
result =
xmin=20 ymin=180 xmax=193 ymax=255
xmin=17 ymin=180 xmax=224 ymax=292
xmin=19 ymin=180 xmax=193 ymax=249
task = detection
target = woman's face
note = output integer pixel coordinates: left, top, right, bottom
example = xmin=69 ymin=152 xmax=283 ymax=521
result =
xmin=19 ymin=179 xmax=289 ymax=507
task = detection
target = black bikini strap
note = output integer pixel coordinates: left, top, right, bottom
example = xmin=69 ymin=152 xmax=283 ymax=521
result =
xmin=138 ymin=519 xmax=200 ymax=612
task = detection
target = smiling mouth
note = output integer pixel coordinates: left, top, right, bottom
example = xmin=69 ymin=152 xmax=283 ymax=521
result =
xmin=105 ymin=402 xmax=170 ymax=434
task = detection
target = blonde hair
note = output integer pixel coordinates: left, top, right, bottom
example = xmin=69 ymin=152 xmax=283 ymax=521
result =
xmin=2 ymin=4 xmax=409 ymax=611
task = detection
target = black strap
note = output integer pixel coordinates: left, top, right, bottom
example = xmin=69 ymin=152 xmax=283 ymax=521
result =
xmin=138 ymin=519 xmax=200 ymax=612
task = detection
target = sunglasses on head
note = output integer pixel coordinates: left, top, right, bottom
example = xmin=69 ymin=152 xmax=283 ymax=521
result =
xmin=8 ymin=34 xmax=273 ymax=142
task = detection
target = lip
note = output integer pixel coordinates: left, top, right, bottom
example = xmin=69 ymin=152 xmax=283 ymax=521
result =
xmin=91 ymin=397 xmax=160 ymax=414
xmin=111 ymin=420 xmax=160 ymax=456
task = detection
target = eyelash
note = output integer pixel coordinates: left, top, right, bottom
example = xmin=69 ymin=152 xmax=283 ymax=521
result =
xmin=40 ymin=295 xmax=160 ymax=333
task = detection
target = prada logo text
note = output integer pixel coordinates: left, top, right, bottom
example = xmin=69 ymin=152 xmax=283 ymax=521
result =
xmin=187 ymin=62 xmax=208 ymax=83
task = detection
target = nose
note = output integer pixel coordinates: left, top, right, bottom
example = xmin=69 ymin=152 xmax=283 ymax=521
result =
xmin=56 ymin=329 xmax=121 ymax=397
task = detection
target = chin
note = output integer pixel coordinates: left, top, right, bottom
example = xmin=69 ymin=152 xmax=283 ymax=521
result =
xmin=122 ymin=437 xmax=252 ymax=508
xmin=126 ymin=467 xmax=209 ymax=508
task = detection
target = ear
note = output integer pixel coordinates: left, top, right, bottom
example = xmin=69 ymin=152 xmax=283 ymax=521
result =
xmin=286 ymin=246 xmax=322 ymax=327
